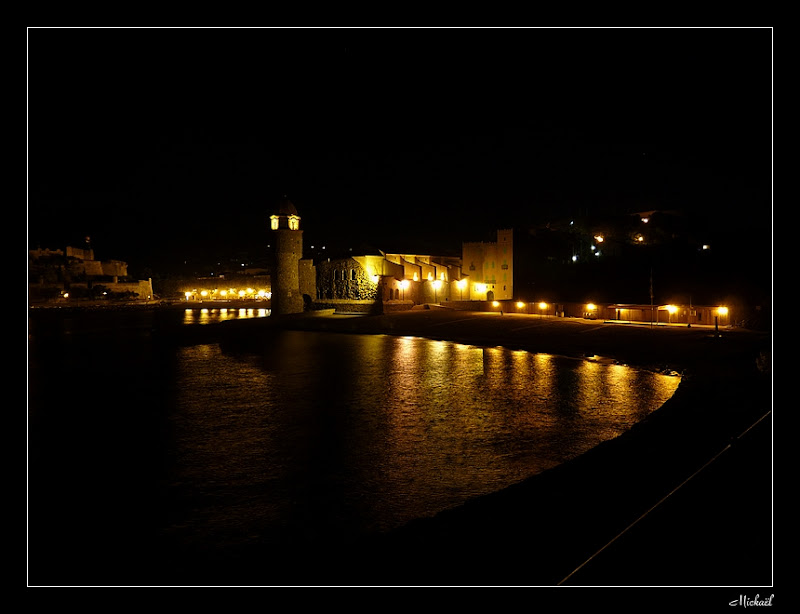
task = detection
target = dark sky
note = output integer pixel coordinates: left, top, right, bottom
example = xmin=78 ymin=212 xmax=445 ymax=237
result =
xmin=27 ymin=27 xmax=772 ymax=272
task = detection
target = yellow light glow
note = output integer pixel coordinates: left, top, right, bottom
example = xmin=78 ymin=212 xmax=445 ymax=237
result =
xmin=185 ymin=291 xmax=192 ymax=299
xmin=587 ymin=303 xmax=596 ymax=311
xmin=400 ymin=279 xmax=410 ymax=290
xmin=371 ymin=275 xmax=380 ymax=283
xmin=413 ymin=273 xmax=419 ymax=281
xmin=492 ymin=301 xmax=500 ymax=307
xmin=666 ymin=304 xmax=678 ymax=314
xmin=238 ymin=290 xmax=246 ymax=298
xmin=457 ymin=279 xmax=467 ymax=289
xmin=538 ymin=302 xmax=548 ymax=310
xmin=516 ymin=301 xmax=525 ymax=309
xmin=200 ymin=290 xmax=208 ymax=297
xmin=594 ymin=235 xmax=604 ymax=243
xmin=475 ymin=284 xmax=486 ymax=293
xmin=432 ymin=279 xmax=443 ymax=290
xmin=717 ymin=306 xmax=729 ymax=316
xmin=270 ymin=216 xmax=279 ymax=230
xmin=220 ymin=290 xmax=228 ymax=297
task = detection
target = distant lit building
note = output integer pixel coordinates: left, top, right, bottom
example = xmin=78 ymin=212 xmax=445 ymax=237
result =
xmin=28 ymin=245 xmax=154 ymax=303
xmin=462 ymin=229 xmax=514 ymax=301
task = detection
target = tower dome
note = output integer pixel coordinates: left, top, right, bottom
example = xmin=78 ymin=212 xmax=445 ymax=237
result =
xmin=270 ymin=196 xmax=301 ymax=231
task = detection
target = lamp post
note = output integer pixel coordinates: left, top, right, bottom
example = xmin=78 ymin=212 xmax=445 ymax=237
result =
xmin=457 ymin=278 xmax=466 ymax=301
xmin=716 ymin=306 xmax=728 ymax=334
xmin=666 ymin=304 xmax=677 ymax=325
xmin=538 ymin=301 xmax=548 ymax=319
xmin=432 ymin=279 xmax=442 ymax=304
xmin=400 ymin=279 xmax=409 ymax=301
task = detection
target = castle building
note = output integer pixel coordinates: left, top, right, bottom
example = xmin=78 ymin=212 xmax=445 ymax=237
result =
xmin=310 ymin=229 xmax=514 ymax=308
xmin=462 ymin=229 xmax=514 ymax=301
xmin=28 ymin=245 xmax=154 ymax=303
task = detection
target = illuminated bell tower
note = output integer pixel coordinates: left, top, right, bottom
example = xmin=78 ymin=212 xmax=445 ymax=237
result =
xmin=270 ymin=196 xmax=304 ymax=315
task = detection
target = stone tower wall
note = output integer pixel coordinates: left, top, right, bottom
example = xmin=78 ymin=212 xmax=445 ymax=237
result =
xmin=272 ymin=229 xmax=304 ymax=315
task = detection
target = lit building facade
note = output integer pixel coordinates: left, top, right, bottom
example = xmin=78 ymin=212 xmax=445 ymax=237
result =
xmin=28 ymin=245 xmax=154 ymax=303
xmin=315 ymin=251 xmax=465 ymax=305
xmin=462 ymin=229 xmax=514 ymax=301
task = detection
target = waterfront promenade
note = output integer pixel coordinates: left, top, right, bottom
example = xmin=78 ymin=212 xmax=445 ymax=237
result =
xmin=177 ymin=309 xmax=772 ymax=587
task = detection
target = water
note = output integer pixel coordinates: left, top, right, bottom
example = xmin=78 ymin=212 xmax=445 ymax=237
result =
xmin=27 ymin=311 xmax=679 ymax=584
xmin=180 ymin=306 xmax=270 ymax=325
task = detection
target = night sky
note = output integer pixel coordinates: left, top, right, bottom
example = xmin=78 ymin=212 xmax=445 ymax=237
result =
xmin=27 ymin=28 xmax=772 ymax=275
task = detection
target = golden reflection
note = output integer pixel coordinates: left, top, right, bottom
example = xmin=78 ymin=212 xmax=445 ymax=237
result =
xmin=170 ymin=333 xmax=683 ymax=542
xmin=510 ymin=350 xmax=529 ymax=394
xmin=183 ymin=308 xmax=195 ymax=325
xmin=529 ymin=353 xmax=556 ymax=406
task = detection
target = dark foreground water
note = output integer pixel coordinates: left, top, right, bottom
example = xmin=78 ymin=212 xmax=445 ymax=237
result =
xmin=28 ymin=310 xmax=679 ymax=585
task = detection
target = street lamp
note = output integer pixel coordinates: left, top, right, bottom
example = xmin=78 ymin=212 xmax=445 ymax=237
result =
xmin=432 ymin=279 xmax=443 ymax=304
xmin=666 ymin=304 xmax=678 ymax=324
xmin=538 ymin=301 xmax=548 ymax=318
xmin=716 ymin=306 xmax=729 ymax=332
xmin=400 ymin=279 xmax=409 ymax=301
xmin=457 ymin=278 xmax=467 ymax=300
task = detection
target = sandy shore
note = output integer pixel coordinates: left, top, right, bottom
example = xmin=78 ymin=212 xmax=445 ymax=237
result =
xmin=166 ymin=309 xmax=772 ymax=588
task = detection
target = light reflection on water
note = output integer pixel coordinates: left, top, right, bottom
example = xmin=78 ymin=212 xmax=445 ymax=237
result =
xmin=181 ymin=307 xmax=270 ymax=325
xmin=164 ymin=331 xmax=680 ymax=550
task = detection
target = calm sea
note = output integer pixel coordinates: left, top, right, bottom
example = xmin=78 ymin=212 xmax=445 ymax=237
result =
xmin=27 ymin=308 xmax=680 ymax=584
